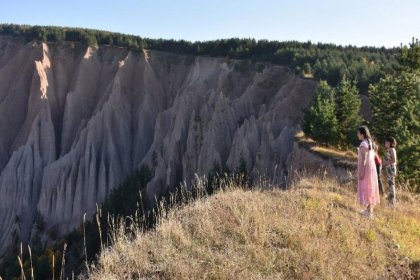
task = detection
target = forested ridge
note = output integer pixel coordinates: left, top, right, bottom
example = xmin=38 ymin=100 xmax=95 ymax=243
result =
xmin=0 ymin=24 xmax=400 ymax=89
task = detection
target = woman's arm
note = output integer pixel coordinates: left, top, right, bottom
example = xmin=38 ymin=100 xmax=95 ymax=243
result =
xmin=359 ymin=146 xmax=367 ymax=180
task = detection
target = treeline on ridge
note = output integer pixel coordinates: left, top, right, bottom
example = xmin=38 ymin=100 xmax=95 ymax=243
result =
xmin=0 ymin=24 xmax=400 ymax=89
xmin=303 ymin=39 xmax=420 ymax=188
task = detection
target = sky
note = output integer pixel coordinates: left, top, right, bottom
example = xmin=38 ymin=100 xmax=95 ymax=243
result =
xmin=1 ymin=0 xmax=419 ymax=48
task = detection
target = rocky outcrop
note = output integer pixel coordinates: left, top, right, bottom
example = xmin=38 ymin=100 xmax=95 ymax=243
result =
xmin=0 ymin=36 xmax=317 ymax=257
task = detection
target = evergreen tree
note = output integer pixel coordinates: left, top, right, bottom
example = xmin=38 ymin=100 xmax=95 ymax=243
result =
xmin=335 ymin=78 xmax=362 ymax=146
xmin=399 ymin=38 xmax=420 ymax=71
xmin=302 ymin=81 xmax=340 ymax=145
xmin=370 ymin=39 xmax=420 ymax=189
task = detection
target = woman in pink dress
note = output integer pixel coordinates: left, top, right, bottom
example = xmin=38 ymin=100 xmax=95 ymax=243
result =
xmin=356 ymin=126 xmax=380 ymax=218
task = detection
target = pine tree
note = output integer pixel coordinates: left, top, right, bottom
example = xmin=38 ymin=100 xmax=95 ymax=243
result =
xmin=302 ymin=81 xmax=340 ymax=145
xmin=335 ymin=78 xmax=362 ymax=146
xmin=370 ymin=39 xmax=420 ymax=189
xmin=399 ymin=38 xmax=420 ymax=71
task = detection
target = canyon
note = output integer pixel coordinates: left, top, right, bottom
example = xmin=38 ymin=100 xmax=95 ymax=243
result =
xmin=0 ymin=36 xmax=317 ymax=258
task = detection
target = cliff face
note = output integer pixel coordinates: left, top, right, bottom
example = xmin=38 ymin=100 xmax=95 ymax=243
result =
xmin=0 ymin=36 xmax=317 ymax=257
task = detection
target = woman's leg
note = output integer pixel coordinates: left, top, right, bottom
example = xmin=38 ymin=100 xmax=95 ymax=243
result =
xmin=386 ymin=166 xmax=397 ymax=205
xmin=361 ymin=204 xmax=374 ymax=218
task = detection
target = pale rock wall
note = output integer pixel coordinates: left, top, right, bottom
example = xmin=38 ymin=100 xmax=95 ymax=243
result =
xmin=0 ymin=36 xmax=317 ymax=257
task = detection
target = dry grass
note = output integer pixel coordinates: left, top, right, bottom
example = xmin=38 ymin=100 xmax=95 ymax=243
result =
xmin=87 ymin=176 xmax=420 ymax=280
xmin=294 ymin=131 xmax=358 ymax=163
xmin=310 ymin=146 xmax=357 ymax=161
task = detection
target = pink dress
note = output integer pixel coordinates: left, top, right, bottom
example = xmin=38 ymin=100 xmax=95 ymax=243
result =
xmin=357 ymin=140 xmax=380 ymax=206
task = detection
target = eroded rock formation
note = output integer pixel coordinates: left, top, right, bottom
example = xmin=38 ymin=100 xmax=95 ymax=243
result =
xmin=0 ymin=36 xmax=317 ymax=257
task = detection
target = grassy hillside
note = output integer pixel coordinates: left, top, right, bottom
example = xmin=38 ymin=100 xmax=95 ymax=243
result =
xmin=86 ymin=176 xmax=420 ymax=279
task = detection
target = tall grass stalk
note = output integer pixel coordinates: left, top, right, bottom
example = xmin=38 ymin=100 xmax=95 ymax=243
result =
xmin=28 ymin=245 xmax=34 ymax=280
xmin=60 ymin=243 xmax=67 ymax=280
xmin=83 ymin=213 xmax=89 ymax=275
xmin=52 ymin=253 xmax=54 ymax=280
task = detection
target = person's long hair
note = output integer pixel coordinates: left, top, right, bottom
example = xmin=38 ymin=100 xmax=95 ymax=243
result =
xmin=358 ymin=125 xmax=373 ymax=150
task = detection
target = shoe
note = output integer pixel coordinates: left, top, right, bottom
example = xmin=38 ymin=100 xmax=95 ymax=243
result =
xmin=359 ymin=210 xmax=374 ymax=219
xmin=359 ymin=209 xmax=367 ymax=215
